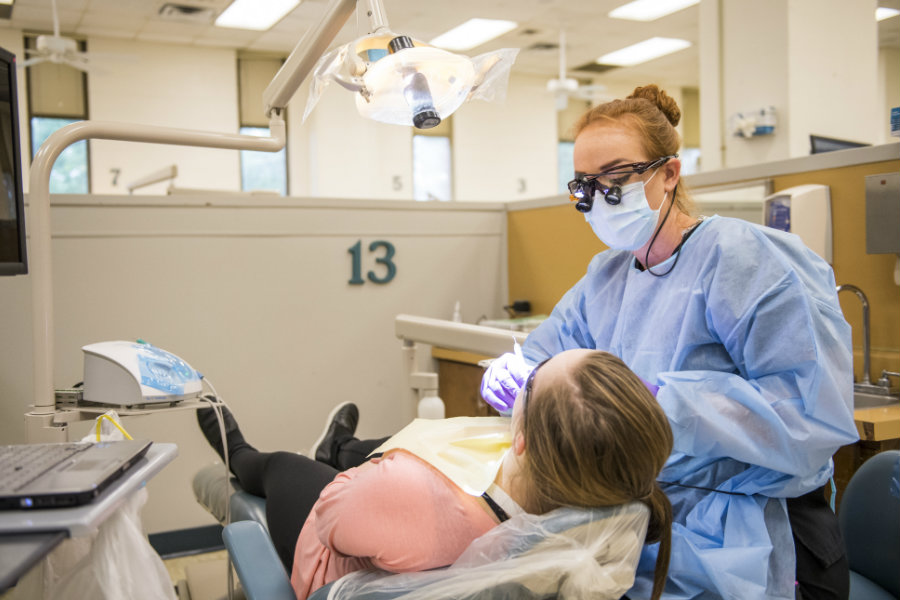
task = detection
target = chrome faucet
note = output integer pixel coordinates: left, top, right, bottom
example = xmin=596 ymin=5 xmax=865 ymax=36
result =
xmin=836 ymin=284 xmax=872 ymax=386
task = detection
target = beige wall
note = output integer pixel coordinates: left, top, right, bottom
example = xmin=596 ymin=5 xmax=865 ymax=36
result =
xmin=0 ymin=197 xmax=507 ymax=533
xmin=700 ymin=0 xmax=887 ymax=169
xmin=87 ymin=39 xmax=242 ymax=195
xmin=453 ymin=74 xmax=559 ymax=202
xmin=8 ymin=33 xmax=562 ymax=201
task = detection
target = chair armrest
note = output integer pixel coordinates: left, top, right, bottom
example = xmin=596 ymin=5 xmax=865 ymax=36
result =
xmin=222 ymin=521 xmax=295 ymax=600
xmin=230 ymin=490 xmax=269 ymax=530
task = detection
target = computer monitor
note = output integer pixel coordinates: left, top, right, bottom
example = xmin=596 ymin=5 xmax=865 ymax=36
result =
xmin=0 ymin=46 xmax=26 ymax=276
xmin=809 ymin=134 xmax=869 ymax=155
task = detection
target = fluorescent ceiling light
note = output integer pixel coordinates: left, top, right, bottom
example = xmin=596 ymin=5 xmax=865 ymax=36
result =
xmin=429 ymin=18 xmax=517 ymax=51
xmin=215 ymin=0 xmax=300 ymax=31
xmin=876 ymin=7 xmax=900 ymax=20
xmin=609 ymin=0 xmax=700 ymax=21
xmin=598 ymin=37 xmax=691 ymax=66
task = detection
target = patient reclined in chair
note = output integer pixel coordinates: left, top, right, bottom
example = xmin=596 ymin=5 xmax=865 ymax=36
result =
xmin=194 ymin=350 xmax=674 ymax=599
xmin=218 ymin=497 xmax=652 ymax=600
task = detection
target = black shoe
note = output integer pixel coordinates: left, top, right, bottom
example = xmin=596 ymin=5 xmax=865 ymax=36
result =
xmin=196 ymin=401 xmax=254 ymax=463
xmin=310 ymin=402 xmax=359 ymax=468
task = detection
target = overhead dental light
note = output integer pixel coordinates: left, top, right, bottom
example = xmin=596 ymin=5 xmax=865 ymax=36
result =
xmin=266 ymin=0 xmax=518 ymax=130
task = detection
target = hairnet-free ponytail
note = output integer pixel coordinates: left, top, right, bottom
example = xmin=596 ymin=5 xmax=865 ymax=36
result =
xmin=644 ymin=485 xmax=672 ymax=600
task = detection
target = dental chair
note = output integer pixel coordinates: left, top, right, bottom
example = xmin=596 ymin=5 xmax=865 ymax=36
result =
xmin=837 ymin=450 xmax=900 ymax=600
xmin=194 ymin=463 xmax=650 ymax=599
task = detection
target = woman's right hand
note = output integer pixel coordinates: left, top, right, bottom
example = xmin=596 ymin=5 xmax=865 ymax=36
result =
xmin=480 ymin=349 xmax=533 ymax=415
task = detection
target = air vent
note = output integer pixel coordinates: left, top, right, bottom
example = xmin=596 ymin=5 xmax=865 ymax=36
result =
xmin=573 ymin=62 xmax=620 ymax=74
xmin=159 ymin=3 xmax=216 ymax=23
xmin=526 ymin=42 xmax=559 ymax=51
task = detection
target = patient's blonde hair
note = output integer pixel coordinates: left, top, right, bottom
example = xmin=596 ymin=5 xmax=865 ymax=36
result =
xmin=521 ymin=351 xmax=673 ymax=600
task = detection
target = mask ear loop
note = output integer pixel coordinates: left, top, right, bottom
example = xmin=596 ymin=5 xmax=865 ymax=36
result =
xmin=644 ymin=183 xmax=682 ymax=277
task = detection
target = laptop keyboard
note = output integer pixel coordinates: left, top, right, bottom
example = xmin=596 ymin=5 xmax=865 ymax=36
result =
xmin=0 ymin=443 xmax=92 ymax=492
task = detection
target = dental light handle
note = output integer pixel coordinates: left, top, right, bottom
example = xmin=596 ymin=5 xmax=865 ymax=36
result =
xmin=404 ymin=72 xmax=440 ymax=129
xmin=389 ymin=35 xmax=441 ymax=130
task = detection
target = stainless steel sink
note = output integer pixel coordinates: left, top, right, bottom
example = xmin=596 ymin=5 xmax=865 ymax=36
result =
xmin=854 ymin=390 xmax=900 ymax=409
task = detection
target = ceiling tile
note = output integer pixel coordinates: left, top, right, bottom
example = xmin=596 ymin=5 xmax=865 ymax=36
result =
xmin=78 ymin=11 xmax=146 ymax=31
xmin=136 ymin=32 xmax=196 ymax=45
xmin=74 ymin=26 xmax=136 ymax=39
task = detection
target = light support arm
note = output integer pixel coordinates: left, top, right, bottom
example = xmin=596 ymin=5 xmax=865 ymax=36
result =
xmin=363 ymin=0 xmax=390 ymax=34
xmin=262 ymin=0 xmax=396 ymax=117
xmin=27 ymin=116 xmax=286 ymax=422
xmin=263 ymin=0 xmax=356 ymax=117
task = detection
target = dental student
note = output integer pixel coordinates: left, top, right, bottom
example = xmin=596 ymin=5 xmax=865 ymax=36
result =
xmin=481 ymin=85 xmax=858 ymax=599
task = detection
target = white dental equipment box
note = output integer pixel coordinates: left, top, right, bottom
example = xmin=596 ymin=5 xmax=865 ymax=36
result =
xmin=81 ymin=341 xmax=203 ymax=406
xmin=763 ymin=184 xmax=832 ymax=263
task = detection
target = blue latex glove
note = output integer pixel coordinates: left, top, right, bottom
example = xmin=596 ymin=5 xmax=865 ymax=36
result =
xmin=480 ymin=342 xmax=532 ymax=415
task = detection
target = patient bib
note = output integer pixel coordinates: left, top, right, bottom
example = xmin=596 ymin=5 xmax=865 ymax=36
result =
xmin=371 ymin=417 xmax=511 ymax=496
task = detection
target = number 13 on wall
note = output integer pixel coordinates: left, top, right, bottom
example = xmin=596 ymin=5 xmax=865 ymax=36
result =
xmin=348 ymin=240 xmax=396 ymax=285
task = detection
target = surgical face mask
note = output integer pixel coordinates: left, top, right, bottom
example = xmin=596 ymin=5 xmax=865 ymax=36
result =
xmin=584 ymin=171 xmax=667 ymax=251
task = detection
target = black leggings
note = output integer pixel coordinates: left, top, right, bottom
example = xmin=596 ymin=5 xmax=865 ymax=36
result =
xmin=230 ymin=447 xmax=339 ymax=571
xmin=334 ymin=436 xmax=389 ymax=471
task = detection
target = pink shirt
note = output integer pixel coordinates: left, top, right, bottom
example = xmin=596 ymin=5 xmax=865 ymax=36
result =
xmin=290 ymin=450 xmax=499 ymax=599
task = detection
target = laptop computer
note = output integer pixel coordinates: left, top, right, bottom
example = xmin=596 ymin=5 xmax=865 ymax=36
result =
xmin=0 ymin=439 xmax=152 ymax=510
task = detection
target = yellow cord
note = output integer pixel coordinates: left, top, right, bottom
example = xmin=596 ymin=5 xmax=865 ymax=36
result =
xmin=95 ymin=414 xmax=133 ymax=441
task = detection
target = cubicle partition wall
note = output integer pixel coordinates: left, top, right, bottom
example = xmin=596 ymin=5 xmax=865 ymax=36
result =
xmin=0 ymin=194 xmax=508 ymax=534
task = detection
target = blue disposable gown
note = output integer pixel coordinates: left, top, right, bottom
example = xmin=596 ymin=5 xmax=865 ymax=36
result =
xmin=522 ymin=215 xmax=858 ymax=600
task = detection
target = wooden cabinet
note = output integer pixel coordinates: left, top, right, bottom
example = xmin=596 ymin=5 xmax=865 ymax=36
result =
xmin=433 ymin=348 xmax=495 ymax=418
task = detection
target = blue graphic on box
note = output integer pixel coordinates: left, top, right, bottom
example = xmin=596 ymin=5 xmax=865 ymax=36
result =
xmin=135 ymin=343 xmax=198 ymax=395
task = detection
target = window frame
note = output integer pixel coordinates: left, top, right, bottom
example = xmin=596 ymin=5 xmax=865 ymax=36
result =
xmin=24 ymin=34 xmax=91 ymax=194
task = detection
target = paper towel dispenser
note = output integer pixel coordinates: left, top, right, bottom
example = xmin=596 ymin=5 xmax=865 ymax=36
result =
xmin=763 ymin=184 xmax=831 ymax=263
xmin=865 ymin=173 xmax=900 ymax=255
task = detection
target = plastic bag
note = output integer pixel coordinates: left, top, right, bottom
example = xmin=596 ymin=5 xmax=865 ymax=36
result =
xmin=11 ymin=412 xmax=176 ymax=600
xmin=326 ymin=502 xmax=650 ymax=600
xmin=302 ymin=31 xmax=518 ymax=126
xmin=46 ymin=487 xmax=177 ymax=600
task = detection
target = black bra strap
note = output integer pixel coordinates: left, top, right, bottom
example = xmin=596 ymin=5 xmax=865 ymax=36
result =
xmin=481 ymin=492 xmax=510 ymax=522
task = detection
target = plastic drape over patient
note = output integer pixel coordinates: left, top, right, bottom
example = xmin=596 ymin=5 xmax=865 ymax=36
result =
xmin=522 ymin=216 xmax=858 ymax=599
xmin=326 ymin=502 xmax=650 ymax=600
